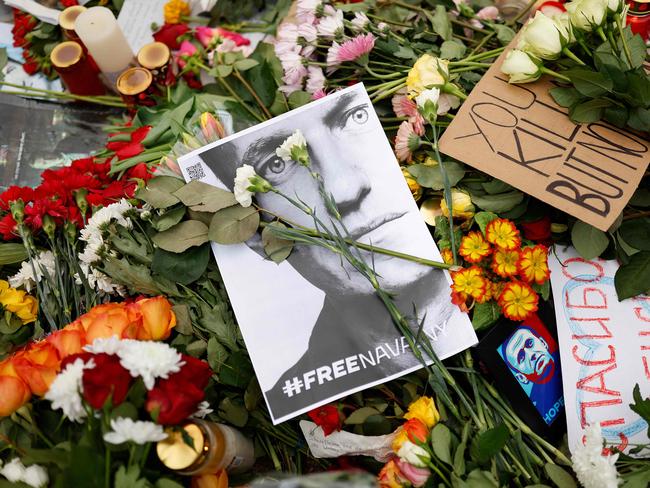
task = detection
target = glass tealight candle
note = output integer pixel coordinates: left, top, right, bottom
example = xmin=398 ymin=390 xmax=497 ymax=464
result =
xmin=116 ymin=67 xmax=157 ymax=107
xmin=137 ymin=42 xmax=173 ymax=86
xmin=50 ymin=41 xmax=106 ymax=96
xmin=627 ymin=0 xmax=650 ymax=40
xmin=156 ymin=419 xmax=255 ymax=475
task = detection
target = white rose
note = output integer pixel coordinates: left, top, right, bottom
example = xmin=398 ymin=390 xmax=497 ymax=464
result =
xmin=397 ymin=440 xmax=431 ymax=468
xmin=605 ymin=0 xmax=623 ymax=13
xmin=566 ymin=0 xmax=607 ymax=32
xmin=553 ymin=12 xmax=575 ymax=44
xmin=517 ymin=11 xmax=563 ymax=59
xmin=500 ymin=50 xmax=542 ymax=84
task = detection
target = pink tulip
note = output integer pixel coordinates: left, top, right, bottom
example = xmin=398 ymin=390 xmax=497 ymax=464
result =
xmin=396 ymin=459 xmax=431 ymax=487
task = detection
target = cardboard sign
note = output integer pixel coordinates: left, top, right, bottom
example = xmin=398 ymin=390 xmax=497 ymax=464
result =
xmin=549 ymin=246 xmax=650 ymax=456
xmin=439 ymin=47 xmax=650 ymax=231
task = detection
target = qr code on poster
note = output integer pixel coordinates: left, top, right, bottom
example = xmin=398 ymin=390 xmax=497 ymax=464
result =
xmin=186 ymin=162 xmax=206 ymax=180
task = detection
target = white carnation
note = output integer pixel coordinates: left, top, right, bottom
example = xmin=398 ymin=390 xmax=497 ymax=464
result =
xmin=103 ymin=418 xmax=168 ymax=445
xmin=84 ymin=335 xmax=123 ymax=355
xmin=572 ymin=423 xmax=620 ymax=488
xmin=9 ymin=250 xmax=56 ymax=292
xmin=415 ymin=87 xmax=441 ymax=110
xmin=23 ymin=464 xmax=49 ymax=488
xmin=117 ymin=340 xmax=184 ymax=390
xmin=276 ymin=129 xmax=307 ymax=162
xmin=76 ymin=263 xmax=125 ymax=296
xmin=44 ymin=357 xmax=95 ymax=423
xmin=79 ymin=199 xmax=133 ymax=265
xmin=0 ymin=458 xmax=26 ymax=483
xmin=233 ymin=164 xmax=258 ymax=208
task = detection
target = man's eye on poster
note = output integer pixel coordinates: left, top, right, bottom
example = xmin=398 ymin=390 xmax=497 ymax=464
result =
xmin=178 ymin=84 xmax=477 ymax=424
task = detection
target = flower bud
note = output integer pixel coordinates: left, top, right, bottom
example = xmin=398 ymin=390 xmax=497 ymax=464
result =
xmin=566 ymin=0 xmax=607 ymax=32
xmin=199 ymin=112 xmax=225 ymax=141
xmin=406 ymin=54 xmax=449 ymax=96
xmin=397 ymin=440 xmax=431 ymax=468
xmin=415 ymin=87 xmax=440 ymax=122
xmin=9 ymin=200 xmax=24 ymax=223
xmin=500 ymin=49 xmax=542 ymax=84
xmin=440 ymin=189 xmax=475 ymax=220
xmin=74 ymin=188 xmax=89 ymax=216
xmin=43 ymin=214 xmax=56 ymax=238
xmin=517 ymin=12 xmax=564 ymax=59
xmin=553 ymin=13 xmax=576 ymax=44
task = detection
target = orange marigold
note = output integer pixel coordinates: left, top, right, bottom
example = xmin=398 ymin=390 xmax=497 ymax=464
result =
xmin=164 ymin=0 xmax=190 ymax=24
xmin=451 ymin=266 xmax=488 ymax=302
xmin=491 ymin=248 xmax=520 ymax=277
xmin=498 ymin=281 xmax=538 ymax=321
xmin=485 ymin=218 xmax=521 ymax=251
xmin=459 ymin=231 xmax=491 ymax=263
xmin=518 ymin=245 xmax=550 ymax=284
xmin=440 ymin=248 xmax=454 ymax=265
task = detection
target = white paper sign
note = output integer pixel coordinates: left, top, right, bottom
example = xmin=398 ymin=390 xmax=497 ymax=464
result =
xmin=3 ymin=0 xmax=60 ymax=24
xmin=549 ymin=246 xmax=650 ymax=456
xmin=299 ymin=421 xmax=395 ymax=462
xmin=117 ymin=0 xmax=166 ymax=53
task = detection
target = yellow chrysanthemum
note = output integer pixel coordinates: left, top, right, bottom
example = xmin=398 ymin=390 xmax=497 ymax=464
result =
xmin=485 ymin=218 xmax=521 ymax=251
xmin=440 ymin=248 xmax=454 ymax=265
xmin=451 ymin=266 xmax=487 ymax=301
xmin=518 ymin=245 xmax=551 ymax=284
xmin=491 ymin=248 xmax=520 ymax=277
xmin=404 ymin=396 xmax=440 ymax=428
xmin=498 ymin=281 xmax=538 ymax=321
xmin=164 ymin=0 xmax=190 ymax=24
xmin=459 ymin=231 xmax=491 ymax=263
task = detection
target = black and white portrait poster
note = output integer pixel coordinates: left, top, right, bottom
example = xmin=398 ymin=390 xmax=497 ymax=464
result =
xmin=179 ymin=84 xmax=477 ymax=424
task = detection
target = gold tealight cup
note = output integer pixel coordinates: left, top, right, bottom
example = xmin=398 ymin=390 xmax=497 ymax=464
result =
xmin=137 ymin=42 xmax=172 ymax=86
xmin=58 ymin=6 xmax=87 ymax=42
xmin=116 ymin=66 xmax=157 ymax=107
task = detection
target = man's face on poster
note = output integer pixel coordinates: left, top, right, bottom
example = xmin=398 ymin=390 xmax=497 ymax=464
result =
xmin=214 ymin=90 xmax=434 ymax=295
xmin=504 ymin=327 xmax=555 ymax=384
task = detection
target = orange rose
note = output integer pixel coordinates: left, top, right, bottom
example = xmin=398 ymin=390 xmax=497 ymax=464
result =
xmin=83 ymin=304 xmax=139 ymax=343
xmin=190 ymin=470 xmax=228 ymax=488
xmin=403 ymin=418 xmax=429 ymax=444
xmin=0 ymin=375 xmax=31 ymax=416
xmin=135 ymin=296 xmax=176 ymax=341
xmin=46 ymin=328 xmax=86 ymax=359
xmin=378 ymin=459 xmax=408 ymax=488
xmin=13 ymin=341 xmax=60 ymax=396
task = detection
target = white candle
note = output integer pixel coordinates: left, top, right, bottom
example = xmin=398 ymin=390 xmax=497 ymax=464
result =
xmin=74 ymin=6 xmax=133 ymax=74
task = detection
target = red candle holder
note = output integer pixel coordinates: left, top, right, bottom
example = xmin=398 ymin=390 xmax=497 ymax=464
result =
xmin=50 ymin=41 xmax=106 ymax=96
xmin=536 ymin=1 xmax=566 ymax=17
xmin=627 ymin=0 xmax=650 ymax=40
xmin=58 ymin=6 xmax=87 ymax=43
xmin=116 ymin=67 xmax=159 ymax=108
xmin=137 ymin=42 xmax=173 ymax=86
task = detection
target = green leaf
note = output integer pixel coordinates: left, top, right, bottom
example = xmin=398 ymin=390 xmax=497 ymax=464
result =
xmin=0 ymin=48 xmax=8 ymax=81
xmin=625 ymin=71 xmax=650 ymax=106
xmin=493 ymin=25 xmax=516 ymax=45
xmin=629 ymin=384 xmax=650 ymax=437
xmin=155 ymin=480 xmax=184 ymax=488
xmin=152 ymin=243 xmax=211 ymax=285
xmin=213 ymin=64 xmax=233 ymax=78
xmin=622 ymin=466 xmax=650 ymax=488
xmin=469 ymin=190 xmax=524 ymax=213
xmin=345 ymin=406 xmax=380 ymax=425
xmin=471 ymin=423 xmax=509 ymax=464
xmin=619 ymin=218 xmax=650 ymax=251
xmin=466 ymin=469 xmax=499 ymax=488
xmin=619 ymin=26 xmax=647 ymax=69
xmin=136 ymin=187 xmax=180 ymax=209
xmin=244 ymin=378 xmax=263 ymax=411
xmin=207 ymin=337 xmax=228 ymax=373
xmin=440 ymin=40 xmax=466 ymax=60
xmin=288 ymin=90 xmax=312 ymax=109
xmin=362 ymin=414 xmax=392 ymax=436
xmin=431 ymin=423 xmax=452 ymax=465
xmin=220 ymin=350 xmax=254 ymax=388
xmin=173 ymin=180 xmax=238 ymax=212
xmin=533 ymin=279 xmax=551 ymax=301
xmin=0 ymin=243 xmax=28 ymax=265
xmin=628 ymin=107 xmax=650 ymax=132
xmin=569 ymin=98 xmax=611 ymax=123
xmin=152 ymin=206 xmax=186 ymax=232
xmin=218 ymin=396 xmax=249 ymax=427
xmin=429 ymin=5 xmax=452 ymax=41
xmin=102 ymin=256 xmax=171 ymax=296
xmin=544 ymin=463 xmax=577 ymax=488
xmin=250 ymin=61 xmax=279 ymax=107
xmin=571 ymin=221 xmax=609 ymax=259
xmin=615 ymin=251 xmax=650 ymax=300
xmin=209 ymin=205 xmax=260 ymax=244
xmin=394 ymin=46 xmax=416 ymax=60
xmin=603 ymin=106 xmax=629 ymax=128
xmin=453 ymin=440 xmax=467 ymax=476
xmin=474 ymin=211 xmax=498 ymax=234
xmin=185 ymin=339 xmax=207 ymax=357
xmin=564 ymin=68 xmax=613 ymax=97
xmin=261 ymin=222 xmax=294 ymax=263
xmin=153 ymin=220 xmax=209 ymax=253
xmin=407 ymin=161 xmax=465 ymax=189
xmin=472 ymin=302 xmax=502 ymax=331
xmin=550 ymin=87 xmax=583 ymax=108
xmin=234 ymin=58 xmax=259 ymax=71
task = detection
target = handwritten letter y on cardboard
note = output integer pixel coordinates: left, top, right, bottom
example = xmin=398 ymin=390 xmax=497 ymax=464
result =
xmin=439 ymin=49 xmax=650 ymax=231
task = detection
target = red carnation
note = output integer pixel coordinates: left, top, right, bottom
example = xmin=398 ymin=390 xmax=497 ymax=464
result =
xmin=153 ymin=23 xmax=190 ymax=50
xmin=106 ymin=126 xmax=151 ymax=160
xmin=0 ymin=214 xmax=18 ymax=240
xmin=24 ymin=198 xmax=68 ymax=230
xmin=521 ymin=216 xmax=552 ymax=244
xmin=22 ymin=57 xmax=39 ymax=75
xmin=82 ymin=353 xmax=133 ymax=409
xmin=307 ymin=404 xmax=342 ymax=436
xmin=0 ymin=185 xmax=34 ymax=211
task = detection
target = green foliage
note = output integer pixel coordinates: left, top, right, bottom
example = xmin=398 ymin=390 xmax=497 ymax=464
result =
xmin=152 ymin=220 xmax=209 ymax=253
xmin=571 ymin=221 xmax=609 ymax=260
xmin=615 ymin=251 xmax=650 ymax=300
xmin=408 ymin=161 xmax=465 ymax=189
xmin=209 ymin=205 xmax=260 ymax=244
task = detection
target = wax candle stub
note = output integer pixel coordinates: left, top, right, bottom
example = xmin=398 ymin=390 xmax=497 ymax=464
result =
xmin=74 ymin=6 xmax=134 ymax=74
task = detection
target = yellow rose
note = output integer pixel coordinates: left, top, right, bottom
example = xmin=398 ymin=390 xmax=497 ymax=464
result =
xmin=0 ymin=288 xmax=38 ymax=324
xmin=440 ymin=189 xmax=475 ymax=220
xmin=404 ymin=396 xmax=440 ymax=428
xmin=406 ymin=54 xmax=449 ymax=96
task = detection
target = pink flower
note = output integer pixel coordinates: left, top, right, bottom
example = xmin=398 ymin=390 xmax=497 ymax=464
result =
xmin=296 ymin=0 xmax=320 ymax=24
xmin=196 ymin=26 xmax=250 ymax=49
xmin=195 ymin=26 xmax=216 ymax=47
xmin=477 ymin=6 xmax=499 ymax=20
xmin=396 ymin=459 xmax=430 ymax=487
xmin=306 ymin=66 xmax=325 ymax=94
xmin=392 ymin=92 xmax=425 ymax=136
xmin=326 ymin=33 xmax=375 ymax=68
xmin=176 ymin=40 xmax=198 ymax=69
xmin=312 ymin=88 xmax=327 ymax=100
xmin=395 ymin=121 xmax=420 ymax=163
xmin=216 ymin=28 xmax=250 ymax=46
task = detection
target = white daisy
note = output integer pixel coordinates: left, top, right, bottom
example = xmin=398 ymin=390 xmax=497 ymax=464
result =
xmin=44 ymin=357 xmax=95 ymax=423
xmin=117 ymin=340 xmax=184 ymax=390
xmin=9 ymin=250 xmax=56 ymax=292
xmin=317 ymin=8 xmax=344 ymax=38
xmin=76 ymin=263 xmax=125 ymax=296
xmin=103 ymin=418 xmax=167 ymax=445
